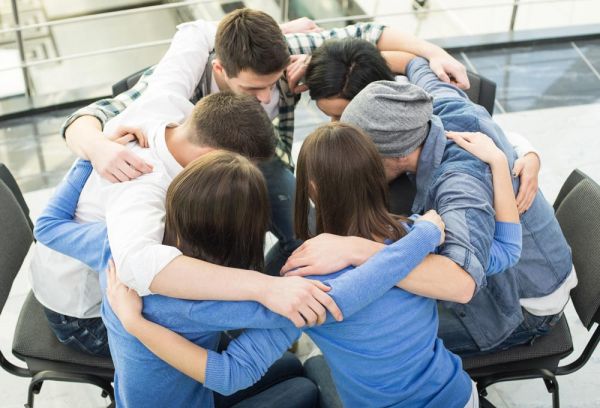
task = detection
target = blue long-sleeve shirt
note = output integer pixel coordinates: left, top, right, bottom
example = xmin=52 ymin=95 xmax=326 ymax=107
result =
xmin=34 ymin=160 xmax=516 ymax=407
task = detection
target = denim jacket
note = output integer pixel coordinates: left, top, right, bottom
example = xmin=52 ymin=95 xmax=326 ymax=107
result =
xmin=406 ymin=58 xmax=573 ymax=350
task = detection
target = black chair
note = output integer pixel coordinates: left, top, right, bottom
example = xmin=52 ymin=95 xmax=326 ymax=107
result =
xmin=463 ymin=170 xmax=600 ymax=408
xmin=0 ymin=163 xmax=33 ymax=230
xmin=111 ymin=67 xmax=150 ymax=97
xmin=0 ymin=169 xmax=115 ymax=408
xmin=464 ymin=71 xmax=497 ymax=116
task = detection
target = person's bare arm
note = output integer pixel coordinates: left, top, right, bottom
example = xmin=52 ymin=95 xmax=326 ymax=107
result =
xmin=381 ymin=51 xmax=416 ymax=75
xmin=446 ymin=131 xmax=519 ymax=223
xmin=377 ymin=28 xmax=469 ymax=89
xmin=283 ymin=236 xmax=473 ymax=303
xmin=151 ymin=256 xmax=342 ymax=326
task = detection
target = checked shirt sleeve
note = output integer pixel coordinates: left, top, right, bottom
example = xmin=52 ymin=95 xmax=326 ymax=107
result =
xmin=285 ymin=22 xmax=385 ymax=55
xmin=59 ymin=66 xmax=156 ymax=138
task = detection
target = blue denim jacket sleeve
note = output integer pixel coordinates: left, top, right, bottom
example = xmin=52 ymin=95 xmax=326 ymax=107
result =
xmin=406 ymin=57 xmax=470 ymax=101
xmin=433 ymin=171 xmax=495 ymax=291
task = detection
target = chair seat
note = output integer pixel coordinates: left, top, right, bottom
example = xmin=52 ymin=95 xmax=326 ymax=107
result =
xmin=12 ymin=292 xmax=114 ymax=377
xmin=463 ymin=315 xmax=573 ymax=376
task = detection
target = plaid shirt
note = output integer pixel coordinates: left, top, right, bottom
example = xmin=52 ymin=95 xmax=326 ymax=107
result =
xmin=60 ymin=22 xmax=385 ymax=168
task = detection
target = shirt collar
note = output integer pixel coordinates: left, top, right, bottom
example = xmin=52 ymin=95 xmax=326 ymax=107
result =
xmin=149 ymin=123 xmax=184 ymax=180
xmin=411 ymin=115 xmax=446 ymax=213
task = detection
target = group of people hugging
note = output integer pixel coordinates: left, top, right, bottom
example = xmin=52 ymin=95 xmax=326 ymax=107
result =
xmin=30 ymin=8 xmax=576 ymax=408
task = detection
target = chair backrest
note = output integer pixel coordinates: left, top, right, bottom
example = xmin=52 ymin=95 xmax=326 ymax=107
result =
xmin=464 ymin=71 xmax=497 ymax=116
xmin=554 ymin=171 xmax=600 ymax=329
xmin=0 ymin=181 xmax=34 ymax=315
xmin=111 ymin=67 xmax=150 ymax=97
xmin=553 ymin=169 xmax=588 ymax=212
xmin=0 ymin=164 xmax=33 ymax=230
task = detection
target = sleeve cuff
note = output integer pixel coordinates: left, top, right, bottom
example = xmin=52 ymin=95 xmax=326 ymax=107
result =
xmin=494 ymin=222 xmax=522 ymax=244
xmin=205 ymin=350 xmax=228 ymax=394
xmin=442 ymin=244 xmax=486 ymax=290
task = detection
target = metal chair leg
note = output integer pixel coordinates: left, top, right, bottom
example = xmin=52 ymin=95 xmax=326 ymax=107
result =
xmin=543 ymin=376 xmax=560 ymax=408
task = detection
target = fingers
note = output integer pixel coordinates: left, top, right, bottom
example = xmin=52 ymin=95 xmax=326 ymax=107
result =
xmin=284 ymin=266 xmax=315 ymax=277
xmin=127 ymin=153 xmax=153 ymax=174
xmin=512 ymin=159 xmax=525 ymax=178
xmin=117 ymin=160 xmax=143 ymax=180
xmin=309 ymin=298 xmax=327 ymax=325
xmin=516 ymin=180 xmax=536 ymax=213
xmin=433 ymin=67 xmax=451 ymax=84
xmin=313 ymin=289 xmax=343 ymax=321
xmin=114 ymin=126 xmax=148 ymax=147
xmin=289 ymin=312 xmax=305 ymax=328
xmin=113 ymin=133 xmax=136 ymax=145
xmin=298 ymin=305 xmax=318 ymax=326
xmin=293 ymin=84 xmax=309 ymax=94
xmin=101 ymin=170 xmax=121 ymax=184
xmin=453 ymin=69 xmax=470 ymax=90
xmin=114 ymin=168 xmax=131 ymax=183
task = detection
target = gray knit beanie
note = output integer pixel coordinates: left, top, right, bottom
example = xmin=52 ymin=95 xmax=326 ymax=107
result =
xmin=340 ymin=80 xmax=433 ymax=157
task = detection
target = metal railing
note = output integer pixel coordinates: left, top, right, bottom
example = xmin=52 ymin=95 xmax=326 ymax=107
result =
xmin=1 ymin=0 xmax=596 ymax=98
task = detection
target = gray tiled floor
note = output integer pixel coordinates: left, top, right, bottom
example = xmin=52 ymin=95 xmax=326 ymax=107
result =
xmin=454 ymin=39 xmax=600 ymax=113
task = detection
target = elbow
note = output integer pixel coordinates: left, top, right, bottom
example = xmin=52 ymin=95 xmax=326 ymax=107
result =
xmin=455 ymin=277 xmax=476 ymax=304
xmin=506 ymin=244 xmax=522 ymax=269
xmin=33 ymin=216 xmax=52 ymax=246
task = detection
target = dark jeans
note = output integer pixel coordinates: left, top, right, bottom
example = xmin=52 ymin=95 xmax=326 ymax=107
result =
xmin=437 ymin=305 xmax=564 ymax=356
xmin=43 ymin=307 xmax=110 ymax=357
xmin=214 ymin=352 xmax=317 ymax=408
xmin=259 ymin=158 xmax=303 ymax=276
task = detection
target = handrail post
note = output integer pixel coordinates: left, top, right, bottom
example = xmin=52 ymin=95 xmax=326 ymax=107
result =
xmin=10 ymin=0 xmax=31 ymax=97
xmin=509 ymin=0 xmax=520 ymax=31
xmin=280 ymin=0 xmax=289 ymax=22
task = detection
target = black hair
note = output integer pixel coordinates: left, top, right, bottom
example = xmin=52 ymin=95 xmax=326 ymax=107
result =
xmin=305 ymin=38 xmax=395 ymax=101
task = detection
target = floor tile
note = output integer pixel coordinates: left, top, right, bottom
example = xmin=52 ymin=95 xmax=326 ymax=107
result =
xmin=574 ymin=38 xmax=600 ymax=75
xmin=464 ymin=43 xmax=600 ymax=112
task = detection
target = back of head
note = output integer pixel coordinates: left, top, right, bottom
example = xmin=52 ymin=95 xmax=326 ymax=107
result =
xmin=305 ymin=38 xmax=394 ymax=101
xmin=295 ymin=122 xmax=407 ymax=241
xmin=341 ymin=80 xmax=433 ymax=157
xmin=187 ymin=91 xmax=276 ymax=161
xmin=215 ymin=8 xmax=290 ymax=77
xmin=164 ymin=151 xmax=269 ymax=271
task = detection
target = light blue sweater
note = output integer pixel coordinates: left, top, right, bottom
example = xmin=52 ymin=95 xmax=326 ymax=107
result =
xmin=35 ymin=161 xmax=520 ymax=407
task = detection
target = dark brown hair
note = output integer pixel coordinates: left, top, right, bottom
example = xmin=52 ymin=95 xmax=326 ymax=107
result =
xmin=295 ymin=122 xmax=409 ymax=241
xmin=214 ymin=8 xmax=290 ymax=77
xmin=188 ymin=91 xmax=275 ymax=161
xmin=163 ymin=151 xmax=269 ymax=271
xmin=306 ymin=38 xmax=394 ymax=101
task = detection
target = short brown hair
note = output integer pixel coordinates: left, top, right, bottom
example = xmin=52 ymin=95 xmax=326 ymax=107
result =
xmin=186 ymin=91 xmax=276 ymax=161
xmin=295 ymin=122 xmax=409 ymax=241
xmin=163 ymin=151 xmax=270 ymax=271
xmin=215 ymin=8 xmax=290 ymax=77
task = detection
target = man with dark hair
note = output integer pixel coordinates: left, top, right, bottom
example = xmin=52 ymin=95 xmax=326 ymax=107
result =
xmin=304 ymin=38 xmax=542 ymax=215
xmin=31 ymin=91 xmax=281 ymax=357
xmin=61 ymin=8 xmax=469 ymax=280
xmin=336 ymin=57 xmax=576 ymax=356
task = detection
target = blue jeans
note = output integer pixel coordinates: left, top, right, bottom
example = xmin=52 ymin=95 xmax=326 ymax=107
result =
xmin=258 ymin=158 xmax=303 ymax=276
xmin=214 ymin=352 xmax=317 ymax=408
xmin=437 ymin=304 xmax=563 ymax=356
xmin=43 ymin=307 xmax=110 ymax=357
